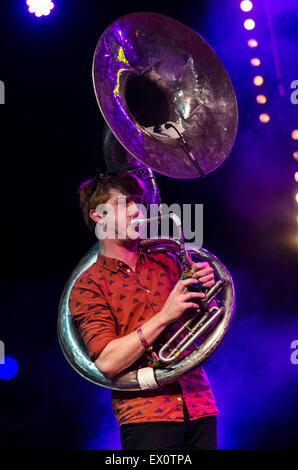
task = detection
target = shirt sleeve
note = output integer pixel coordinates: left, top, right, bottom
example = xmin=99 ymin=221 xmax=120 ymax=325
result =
xmin=68 ymin=274 xmax=117 ymax=362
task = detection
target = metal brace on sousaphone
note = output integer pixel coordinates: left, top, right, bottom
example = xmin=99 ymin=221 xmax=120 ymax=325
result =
xmin=57 ymin=12 xmax=238 ymax=391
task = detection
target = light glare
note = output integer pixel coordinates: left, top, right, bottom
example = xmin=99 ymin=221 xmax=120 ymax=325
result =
xmin=240 ymin=0 xmax=253 ymax=11
xmin=26 ymin=0 xmax=54 ymax=17
xmin=259 ymin=113 xmax=270 ymax=123
xmin=244 ymin=19 xmax=255 ymax=30
xmin=250 ymin=57 xmax=261 ymax=66
xmin=253 ymin=76 xmax=264 ymax=86
xmin=256 ymin=94 xmax=267 ymax=104
xmin=247 ymin=39 xmax=258 ymax=48
xmin=0 ymin=356 xmax=19 ymax=380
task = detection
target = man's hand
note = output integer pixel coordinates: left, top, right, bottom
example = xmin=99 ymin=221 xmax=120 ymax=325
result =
xmin=189 ymin=260 xmax=215 ymax=288
xmin=159 ymin=278 xmax=206 ymax=326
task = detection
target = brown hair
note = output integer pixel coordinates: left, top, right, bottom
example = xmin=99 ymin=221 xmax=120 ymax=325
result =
xmin=78 ymin=172 xmax=145 ymax=232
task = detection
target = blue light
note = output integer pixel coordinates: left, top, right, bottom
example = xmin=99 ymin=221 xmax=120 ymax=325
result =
xmin=0 ymin=356 xmax=19 ymax=380
xmin=26 ymin=0 xmax=55 ymax=17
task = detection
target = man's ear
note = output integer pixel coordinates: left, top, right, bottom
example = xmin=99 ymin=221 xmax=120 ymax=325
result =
xmin=89 ymin=209 xmax=102 ymax=224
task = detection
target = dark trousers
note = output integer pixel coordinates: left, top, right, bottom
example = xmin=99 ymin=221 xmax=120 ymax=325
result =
xmin=120 ymin=401 xmax=217 ymax=450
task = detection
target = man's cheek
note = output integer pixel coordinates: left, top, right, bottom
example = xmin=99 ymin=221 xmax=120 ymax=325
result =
xmin=127 ymin=224 xmax=140 ymax=240
xmin=117 ymin=215 xmax=128 ymax=239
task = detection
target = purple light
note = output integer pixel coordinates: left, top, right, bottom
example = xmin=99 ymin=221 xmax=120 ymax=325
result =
xmin=26 ymin=0 xmax=55 ymax=17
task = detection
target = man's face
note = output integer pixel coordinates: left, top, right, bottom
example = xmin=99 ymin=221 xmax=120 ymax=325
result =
xmin=95 ymin=189 xmax=146 ymax=241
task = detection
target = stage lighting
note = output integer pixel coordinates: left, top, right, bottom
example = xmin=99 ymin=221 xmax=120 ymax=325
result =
xmin=256 ymin=94 xmax=266 ymax=104
xmin=293 ymin=151 xmax=298 ymax=161
xmin=250 ymin=58 xmax=261 ymax=66
xmin=26 ymin=0 xmax=54 ymax=17
xmin=253 ymin=76 xmax=264 ymax=86
xmin=0 ymin=356 xmax=18 ymax=380
xmin=259 ymin=113 xmax=270 ymax=123
xmin=295 ymin=172 xmax=298 ymax=183
xmin=240 ymin=0 xmax=253 ymax=12
xmin=244 ymin=19 xmax=255 ymax=30
xmin=296 ymin=193 xmax=298 ymax=203
xmin=247 ymin=39 xmax=258 ymax=48
xmin=291 ymin=130 xmax=298 ymax=140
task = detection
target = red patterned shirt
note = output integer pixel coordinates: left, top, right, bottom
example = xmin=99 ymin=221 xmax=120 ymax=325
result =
xmin=69 ymin=246 xmax=219 ymax=426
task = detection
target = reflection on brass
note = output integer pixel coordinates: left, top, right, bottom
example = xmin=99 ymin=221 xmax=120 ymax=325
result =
xmin=93 ymin=12 xmax=238 ymax=178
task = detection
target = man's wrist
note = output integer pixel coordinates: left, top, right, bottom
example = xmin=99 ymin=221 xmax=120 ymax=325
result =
xmin=156 ymin=309 xmax=170 ymax=328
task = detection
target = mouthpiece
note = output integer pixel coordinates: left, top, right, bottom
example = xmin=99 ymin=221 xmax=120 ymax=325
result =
xmin=131 ymin=213 xmax=180 ymax=227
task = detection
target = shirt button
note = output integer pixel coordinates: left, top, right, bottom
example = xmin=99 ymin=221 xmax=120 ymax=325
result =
xmin=177 ymin=397 xmax=182 ymax=402
xmin=146 ymin=289 xmax=150 ymax=293
xmin=127 ymin=269 xmax=130 ymax=273
xmin=119 ymin=262 xmax=123 ymax=266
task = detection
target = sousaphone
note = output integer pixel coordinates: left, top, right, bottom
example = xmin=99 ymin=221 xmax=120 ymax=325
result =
xmin=57 ymin=12 xmax=238 ymax=391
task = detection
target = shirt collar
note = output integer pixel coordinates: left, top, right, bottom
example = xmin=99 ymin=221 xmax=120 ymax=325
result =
xmin=96 ymin=248 xmax=146 ymax=272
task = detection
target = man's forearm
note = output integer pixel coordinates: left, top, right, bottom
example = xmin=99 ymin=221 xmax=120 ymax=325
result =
xmin=95 ymin=311 xmax=168 ymax=379
xmin=94 ymin=276 xmax=205 ymax=379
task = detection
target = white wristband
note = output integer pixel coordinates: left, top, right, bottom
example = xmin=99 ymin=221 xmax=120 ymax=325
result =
xmin=137 ymin=367 xmax=159 ymax=390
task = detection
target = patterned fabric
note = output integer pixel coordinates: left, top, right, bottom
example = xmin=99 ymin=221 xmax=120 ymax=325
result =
xmin=69 ymin=247 xmax=219 ymax=426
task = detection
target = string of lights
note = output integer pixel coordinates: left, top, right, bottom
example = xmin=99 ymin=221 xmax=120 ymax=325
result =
xmin=241 ymin=1 xmax=298 ymax=232
xmin=240 ymin=0 xmax=270 ymax=124
xmin=293 ymin=130 xmax=298 ymax=218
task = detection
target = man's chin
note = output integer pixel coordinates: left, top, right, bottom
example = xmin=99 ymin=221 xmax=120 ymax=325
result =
xmin=126 ymin=227 xmax=141 ymax=242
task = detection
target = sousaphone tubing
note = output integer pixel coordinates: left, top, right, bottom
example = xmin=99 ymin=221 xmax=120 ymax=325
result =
xmin=58 ymin=12 xmax=237 ymax=390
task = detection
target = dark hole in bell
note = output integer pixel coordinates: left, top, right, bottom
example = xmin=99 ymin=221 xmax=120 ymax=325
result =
xmin=125 ymin=73 xmax=172 ymax=128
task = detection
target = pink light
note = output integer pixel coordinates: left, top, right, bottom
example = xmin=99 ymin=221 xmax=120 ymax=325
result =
xmin=247 ymin=39 xmax=258 ymax=48
xmin=26 ymin=0 xmax=54 ymax=17
xmin=250 ymin=57 xmax=261 ymax=66
xmin=253 ymin=75 xmax=264 ymax=86
xmin=256 ymin=94 xmax=267 ymax=104
xmin=259 ymin=113 xmax=270 ymax=123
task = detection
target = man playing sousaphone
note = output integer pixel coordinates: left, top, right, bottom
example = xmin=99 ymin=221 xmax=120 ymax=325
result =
xmin=69 ymin=171 xmax=219 ymax=450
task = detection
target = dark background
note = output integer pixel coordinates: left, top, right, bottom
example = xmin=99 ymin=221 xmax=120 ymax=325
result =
xmin=0 ymin=0 xmax=297 ymax=449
